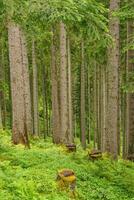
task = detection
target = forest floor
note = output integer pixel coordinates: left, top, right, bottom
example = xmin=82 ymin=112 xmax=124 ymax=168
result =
xmin=0 ymin=130 xmax=134 ymax=200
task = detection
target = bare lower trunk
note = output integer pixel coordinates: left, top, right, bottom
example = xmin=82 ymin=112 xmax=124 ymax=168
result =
xmin=126 ymin=21 xmax=134 ymax=158
xmin=45 ymin=88 xmax=49 ymax=136
xmin=59 ymin=22 xmax=68 ymax=144
xmin=93 ymin=62 xmax=97 ymax=148
xmin=2 ymin=48 xmax=6 ymax=129
xmin=42 ymin=59 xmax=50 ymax=137
xmin=87 ymin=63 xmax=91 ymax=144
xmin=42 ymin=67 xmax=46 ymax=139
xmin=101 ymin=66 xmax=107 ymax=152
xmin=51 ymin=27 xmax=60 ymax=143
xmin=0 ymin=47 xmax=3 ymax=129
xmin=80 ymin=40 xmax=86 ymax=149
xmin=8 ymin=22 xmax=31 ymax=147
xmin=67 ymin=37 xmax=73 ymax=143
xmin=98 ymin=66 xmax=102 ymax=150
xmin=96 ymin=64 xmax=101 ymax=150
xmin=21 ymin=31 xmax=33 ymax=135
xmin=0 ymin=97 xmax=2 ymax=129
xmin=106 ymin=0 xmax=120 ymax=158
xmin=32 ymin=39 xmax=39 ymax=136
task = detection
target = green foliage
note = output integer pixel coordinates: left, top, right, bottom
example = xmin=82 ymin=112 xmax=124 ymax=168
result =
xmin=118 ymin=1 xmax=134 ymax=21
xmin=0 ymin=130 xmax=134 ymax=200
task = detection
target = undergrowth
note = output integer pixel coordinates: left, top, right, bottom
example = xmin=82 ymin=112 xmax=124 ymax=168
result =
xmin=0 ymin=130 xmax=134 ymax=200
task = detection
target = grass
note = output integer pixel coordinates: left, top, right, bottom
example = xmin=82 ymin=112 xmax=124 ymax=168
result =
xmin=0 ymin=130 xmax=134 ymax=200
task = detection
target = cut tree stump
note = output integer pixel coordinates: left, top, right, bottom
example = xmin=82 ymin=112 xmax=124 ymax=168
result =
xmin=66 ymin=144 xmax=76 ymax=152
xmin=56 ymin=169 xmax=76 ymax=191
xmin=127 ymin=154 xmax=134 ymax=161
xmin=88 ymin=149 xmax=102 ymax=161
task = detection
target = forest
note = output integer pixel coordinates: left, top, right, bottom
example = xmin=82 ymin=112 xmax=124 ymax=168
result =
xmin=0 ymin=0 xmax=134 ymax=199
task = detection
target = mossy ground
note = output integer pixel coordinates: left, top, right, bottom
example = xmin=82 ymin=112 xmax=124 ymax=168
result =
xmin=0 ymin=130 xmax=134 ymax=200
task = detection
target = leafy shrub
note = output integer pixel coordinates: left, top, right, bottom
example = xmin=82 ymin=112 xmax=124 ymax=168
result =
xmin=0 ymin=130 xmax=134 ymax=200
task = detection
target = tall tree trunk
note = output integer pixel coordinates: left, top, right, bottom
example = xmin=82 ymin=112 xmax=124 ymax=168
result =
xmin=0 ymin=95 xmax=2 ymax=129
xmin=21 ymin=30 xmax=33 ymax=135
xmin=1 ymin=48 xmax=6 ymax=129
xmin=98 ymin=66 xmax=102 ymax=150
xmin=123 ymin=30 xmax=128 ymax=158
xmin=80 ymin=40 xmax=86 ymax=149
xmin=87 ymin=63 xmax=91 ymax=144
xmin=126 ymin=21 xmax=134 ymax=158
xmin=93 ymin=62 xmax=97 ymax=148
xmin=101 ymin=66 xmax=107 ymax=152
xmin=67 ymin=37 xmax=73 ymax=143
xmin=0 ymin=42 xmax=6 ymax=129
xmin=96 ymin=64 xmax=101 ymax=150
xmin=42 ymin=63 xmax=47 ymax=139
xmin=51 ymin=27 xmax=60 ymax=143
xmin=45 ymin=87 xmax=49 ymax=136
xmin=106 ymin=0 xmax=120 ymax=158
xmin=32 ymin=39 xmax=39 ymax=136
xmin=8 ymin=22 xmax=31 ymax=147
xmin=0 ymin=44 xmax=3 ymax=129
xmin=59 ymin=22 xmax=68 ymax=144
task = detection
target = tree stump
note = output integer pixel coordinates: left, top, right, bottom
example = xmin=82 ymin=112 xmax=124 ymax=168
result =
xmin=127 ymin=154 xmax=134 ymax=161
xmin=66 ymin=144 xmax=76 ymax=152
xmin=56 ymin=169 xmax=76 ymax=192
xmin=88 ymin=149 xmax=102 ymax=161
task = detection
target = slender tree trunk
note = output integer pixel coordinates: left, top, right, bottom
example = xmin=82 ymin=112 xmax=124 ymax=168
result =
xmin=126 ymin=21 xmax=134 ymax=158
xmin=98 ymin=66 xmax=102 ymax=150
xmin=45 ymin=89 xmax=49 ymax=136
xmin=118 ymin=65 xmax=121 ymax=155
xmin=80 ymin=40 xmax=86 ymax=149
xmin=0 ymin=95 xmax=2 ymax=129
xmin=51 ymin=27 xmax=60 ymax=143
xmin=8 ymin=22 xmax=31 ymax=147
xmin=2 ymin=52 xmax=6 ymax=129
xmin=93 ymin=62 xmax=97 ymax=148
xmin=0 ymin=45 xmax=3 ymax=129
xmin=32 ymin=39 xmax=39 ymax=136
xmin=87 ymin=63 xmax=91 ymax=144
xmin=0 ymin=44 xmax=6 ymax=129
xmin=123 ymin=38 xmax=127 ymax=158
xmin=106 ymin=0 xmax=120 ymax=158
xmin=42 ymin=63 xmax=47 ymax=139
xmin=42 ymin=63 xmax=50 ymax=138
xmin=101 ymin=66 xmax=107 ymax=152
xmin=67 ymin=37 xmax=73 ymax=143
xmin=96 ymin=65 xmax=99 ymax=148
xmin=59 ymin=22 xmax=68 ymax=144
xmin=96 ymin=64 xmax=101 ymax=150
xmin=74 ymin=114 xmax=77 ymax=138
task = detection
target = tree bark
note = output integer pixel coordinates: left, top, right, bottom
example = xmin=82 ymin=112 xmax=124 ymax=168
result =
xmin=106 ymin=0 xmax=120 ymax=158
xmin=87 ymin=63 xmax=91 ymax=144
xmin=67 ymin=37 xmax=73 ymax=143
xmin=59 ymin=22 xmax=68 ymax=144
xmin=51 ymin=27 xmax=60 ymax=143
xmin=101 ymin=66 xmax=107 ymax=152
xmin=80 ymin=40 xmax=86 ymax=149
xmin=32 ymin=39 xmax=39 ymax=136
xmin=1 ymin=48 xmax=7 ymax=129
xmin=0 ymin=96 xmax=2 ymax=129
xmin=126 ymin=21 xmax=134 ymax=158
xmin=42 ymin=63 xmax=47 ymax=139
xmin=96 ymin=64 xmax=101 ymax=150
xmin=8 ymin=22 xmax=31 ymax=147
xmin=0 ymin=45 xmax=3 ymax=129
xmin=20 ymin=30 xmax=33 ymax=135
xmin=93 ymin=62 xmax=97 ymax=148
